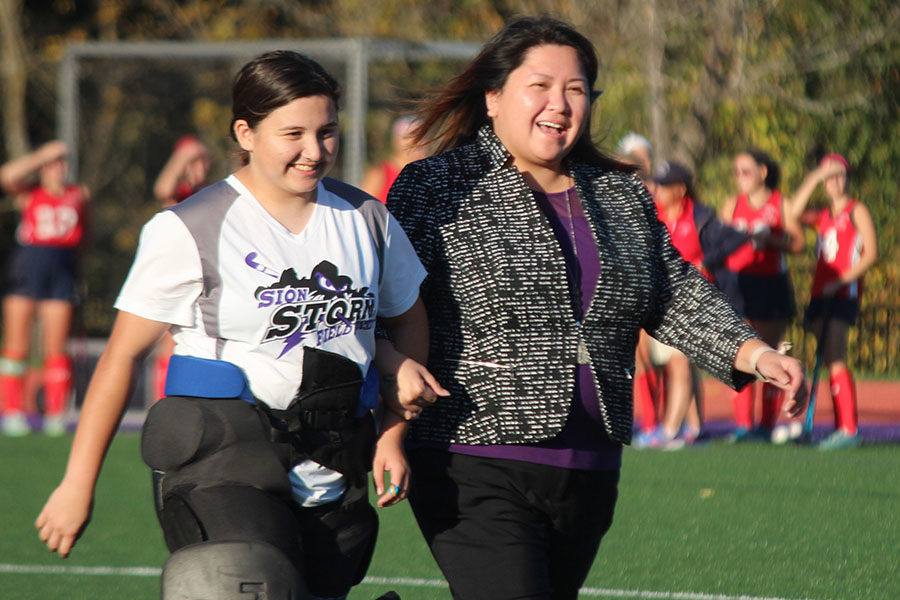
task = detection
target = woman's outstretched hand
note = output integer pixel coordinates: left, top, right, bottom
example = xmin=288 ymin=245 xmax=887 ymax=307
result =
xmin=752 ymin=348 xmax=809 ymax=418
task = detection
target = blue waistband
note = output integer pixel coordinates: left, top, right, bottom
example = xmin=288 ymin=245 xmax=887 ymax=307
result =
xmin=164 ymin=354 xmax=380 ymax=416
xmin=164 ymin=355 xmax=254 ymax=402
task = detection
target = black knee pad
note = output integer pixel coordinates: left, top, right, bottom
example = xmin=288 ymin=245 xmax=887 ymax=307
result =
xmin=161 ymin=540 xmax=310 ymax=599
xmin=141 ymin=396 xmax=290 ymax=497
xmin=157 ymin=483 xmax=304 ymax=567
xmin=297 ymin=493 xmax=379 ymax=598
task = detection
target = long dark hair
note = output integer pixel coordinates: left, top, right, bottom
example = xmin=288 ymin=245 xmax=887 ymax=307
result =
xmin=411 ymin=16 xmax=630 ymax=171
xmin=230 ymin=51 xmax=342 ymax=163
xmin=743 ymin=147 xmax=781 ymax=190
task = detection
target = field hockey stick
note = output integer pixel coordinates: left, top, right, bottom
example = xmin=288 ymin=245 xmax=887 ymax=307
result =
xmin=245 ymin=251 xmax=280 ymax=278
xmin=800 ymin=300 xmax=833 ymax=444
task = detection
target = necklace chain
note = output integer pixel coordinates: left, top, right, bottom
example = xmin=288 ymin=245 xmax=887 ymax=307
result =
xmin=565 ymin=186 xmax=578 ymax=258
xmin=562 ymin=180 xmax=584 ymax=321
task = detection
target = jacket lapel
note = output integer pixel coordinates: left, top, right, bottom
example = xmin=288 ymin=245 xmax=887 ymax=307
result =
xmin=574 ymin=166 xmax=652 ymax=325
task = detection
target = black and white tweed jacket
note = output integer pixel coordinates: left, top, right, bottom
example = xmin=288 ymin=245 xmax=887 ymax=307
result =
xmin=386 ymin=127 xmax=756 ymax=446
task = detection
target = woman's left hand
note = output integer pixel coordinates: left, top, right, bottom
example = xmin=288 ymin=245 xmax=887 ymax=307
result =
xmin=754 ymin=350 xmax=809 ymax=417
xmin=382 ymin=357 xmax=449 ymax=420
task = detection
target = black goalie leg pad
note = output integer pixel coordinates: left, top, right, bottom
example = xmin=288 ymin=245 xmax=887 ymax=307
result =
xmin=161 ymin=540 xmax=311 ymax=600
xmin=297 ymin=488 xmax=378 ymax=598
xmin=141 ymin=396 xmax=291 ymax=498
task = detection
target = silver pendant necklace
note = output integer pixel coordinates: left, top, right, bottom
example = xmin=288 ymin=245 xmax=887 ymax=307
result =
xmin=564 ymin=181 xmax=591 ymax=365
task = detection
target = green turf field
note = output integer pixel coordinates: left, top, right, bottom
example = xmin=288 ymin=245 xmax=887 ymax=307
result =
xmin=2 ymin=433 xmax=897 ymax=599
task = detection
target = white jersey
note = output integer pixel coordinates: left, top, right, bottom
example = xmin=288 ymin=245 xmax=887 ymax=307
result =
xmin=116 ymin=174 xmax=425 ymax=505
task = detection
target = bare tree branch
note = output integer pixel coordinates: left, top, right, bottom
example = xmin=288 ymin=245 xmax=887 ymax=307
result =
xmin=672 ymin=0 xmax=745 ymax=167
xmin=0 ymin=0 xmax=30 ymax=158
xmin=645 ymin=0 xmax=668 ymax=160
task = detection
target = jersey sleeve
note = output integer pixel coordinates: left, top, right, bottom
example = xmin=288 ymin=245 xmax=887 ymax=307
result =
xmin=114 ymin=210 xmax=203 ymax=326
xmin=376 ymin=212 xmax=426 ymax=318
xmin=699 ymin=214 xmax=750 ymax=270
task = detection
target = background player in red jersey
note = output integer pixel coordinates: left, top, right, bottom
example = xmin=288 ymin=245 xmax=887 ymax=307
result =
xmin=616 ymin=133 xmax=664 ymax=442
xmin=640 ymin=161 xmax=748 ymax=448
xmin=0 ymin=141 xmax=90 ymax=436
xmin=153 ymin=134 xmax=211 ymax=208
xmin=788 ymin=153 xmax=877 ymax=449
xmin=719 ymin=149 xmax=804 ymax=442
xmin=360 ymin=116 xmax=426 ymax=203
xmin=151 ymin=135 xmax=211 ymax=401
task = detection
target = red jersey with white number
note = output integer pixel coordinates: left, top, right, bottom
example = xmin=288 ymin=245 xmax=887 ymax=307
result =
xmin=655 ymin=196 xmax=707 ymax=277
xmin=811 ymin=200 xmax=863 ymax=300
xmin=724 ymin=190 xmax=786 ymax=275
xmin=17 ymin=185 xmax=86 ymax=248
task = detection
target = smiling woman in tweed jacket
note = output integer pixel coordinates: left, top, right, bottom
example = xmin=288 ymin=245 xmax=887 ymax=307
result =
xmin=375 ymin=16 xmax=808 ymax=600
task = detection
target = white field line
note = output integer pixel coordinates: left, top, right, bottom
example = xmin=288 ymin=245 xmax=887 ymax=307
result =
xmin=0 ymin=564 xmax=824 ymax=600
xmin=0 ymin=563 xmax=160 ymax=577
xmin=577 ymin=588 xmax=823 ymax=600
xmin=360 ymin=575 xmax=448 ymax=588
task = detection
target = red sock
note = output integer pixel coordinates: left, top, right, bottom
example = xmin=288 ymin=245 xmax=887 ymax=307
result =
xmin=657 ymin=373 xmax=667 ymax=417
xmin=760 ymin=383 xmax=782 ymax=430
xmin=830 ymin=369 xmax=858 ymax=434
xmin=0 ymin=352 xmax=27 ymax=415
xmin=154 ymin=353 xmax=171 ymax=401
xmin=733 ymin=382 xmax=755 ymax=429
xmin=43 ymin=355 xmax=72 ymax=416
xmin=634 ymin=369 xmax=660 ymax=432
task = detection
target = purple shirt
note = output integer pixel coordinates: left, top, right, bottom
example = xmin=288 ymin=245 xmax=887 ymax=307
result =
xmin=439 ymin=187 xmax=622 ymax=471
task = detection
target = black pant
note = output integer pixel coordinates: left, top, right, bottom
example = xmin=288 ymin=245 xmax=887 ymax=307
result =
xmin=408 ymin=448 xmax=620 ymax=600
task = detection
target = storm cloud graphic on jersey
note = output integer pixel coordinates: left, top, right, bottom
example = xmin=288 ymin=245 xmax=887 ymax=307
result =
xmin=254 ymin=260 xmax=376 ymax=357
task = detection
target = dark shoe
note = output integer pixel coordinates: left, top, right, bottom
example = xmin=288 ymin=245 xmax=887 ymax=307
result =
xmin=728 ymin=426 xmax=771 ymax=444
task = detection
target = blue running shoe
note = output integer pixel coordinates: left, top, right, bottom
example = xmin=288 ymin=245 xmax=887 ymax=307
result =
xmin=632 ymin=429 xmax=659 ymax=449
xmin=817 ymin=429 xmax=862 ymax=450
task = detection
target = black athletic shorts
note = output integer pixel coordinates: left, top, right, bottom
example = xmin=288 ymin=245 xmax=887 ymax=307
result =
xmin=716 ymin=270 xmax=795 ymax=320
xmin=4 ymin=245 xmax=78 ymax=302
xmin=805 ymin=297 xmax=859 ymax=325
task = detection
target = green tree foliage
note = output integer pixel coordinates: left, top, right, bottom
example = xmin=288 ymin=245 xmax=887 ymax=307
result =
xmin=0 ymin=1 xmax=897 ymax=372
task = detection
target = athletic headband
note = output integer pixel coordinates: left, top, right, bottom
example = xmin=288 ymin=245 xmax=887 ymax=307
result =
xmin=820 ymin=152 xmax=850 ymax=175
xmin=174 ymin=135 xmax=202 ymax=152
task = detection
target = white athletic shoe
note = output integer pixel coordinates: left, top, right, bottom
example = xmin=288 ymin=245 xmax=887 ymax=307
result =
xmin=2 ymin=413 xmax=32 ymax=437
xmin=43 ymin=414 xmax=67 ymax=437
